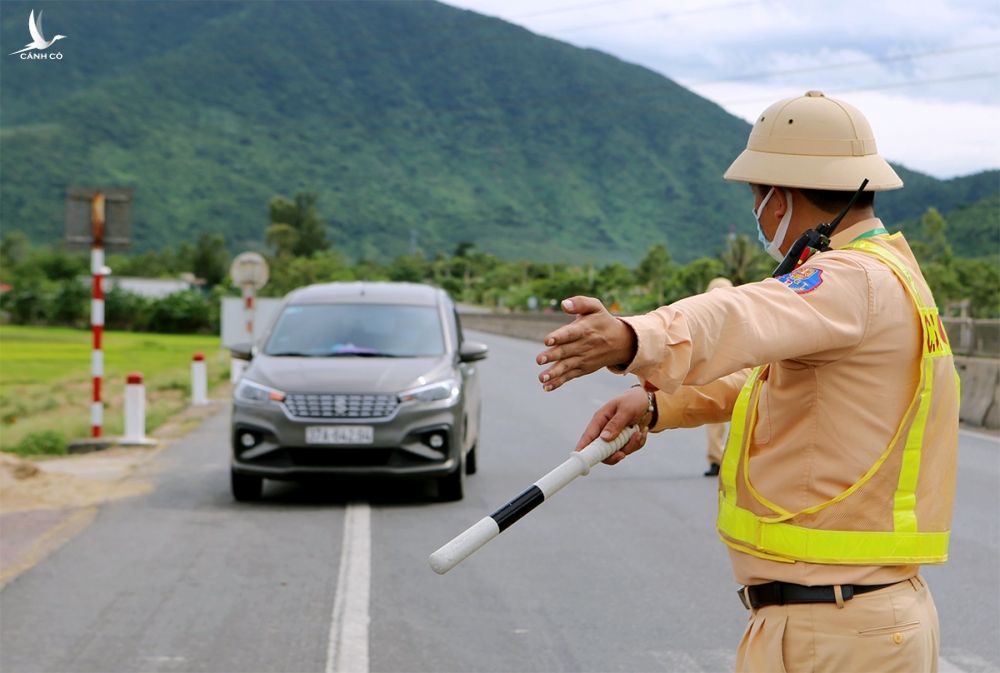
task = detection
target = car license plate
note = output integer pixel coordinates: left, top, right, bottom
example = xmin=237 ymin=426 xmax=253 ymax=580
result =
xmin=305 ymin=426 xmax=374 ymax=445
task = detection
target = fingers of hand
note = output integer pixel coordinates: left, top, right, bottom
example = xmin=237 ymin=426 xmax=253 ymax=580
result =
xmin=599 ymin=405 xmax=636 ymax=441
xmin=622 ymin=429 xmax=647 ymax=455
xmin=561 ymin=296 xmax=604 ymax=316
xmin=575 ymin=403 xmax=616 ymax=451
xmin=539 ymin=357 xmax=588 ymax=391
xmin=537 ymin=343 xmax=567 ymax=367
xmin=603 ymin=451 xmax=626 ymax=466
xmin=538 ymin=311 xmax=618 ymax=390
xmin=603 ymin=429 xmax=647 ymax=465
xmin=541 ymin=324 xmax=579 ymax=350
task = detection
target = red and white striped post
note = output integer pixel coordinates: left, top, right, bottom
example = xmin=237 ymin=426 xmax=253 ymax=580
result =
xmin=242 ymin=284 xmax=255 ymax=342
xmin=191 ymin=352 xmax=208 ymax=406
xmin=91 ymin=193 xmax=106 ymax=438
xmin=123 ymin=372 xmax=146 ymax=442
xmin=229 ymin=253 xmax=268 ymax=383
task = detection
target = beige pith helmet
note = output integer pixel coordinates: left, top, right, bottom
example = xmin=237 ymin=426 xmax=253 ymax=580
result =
xmin=706 ymin=276 xmax=733 ymax=291
xmin=724 ymin=90 xmax=903 ymax=192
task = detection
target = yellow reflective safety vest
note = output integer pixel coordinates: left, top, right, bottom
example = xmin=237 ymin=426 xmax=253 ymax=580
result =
xmin=716 ymin=235 xmax=960 ymax=565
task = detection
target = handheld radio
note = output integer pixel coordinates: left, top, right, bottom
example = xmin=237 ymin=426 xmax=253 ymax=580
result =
xmin=771 ymin=178 xmax=870 ymax=278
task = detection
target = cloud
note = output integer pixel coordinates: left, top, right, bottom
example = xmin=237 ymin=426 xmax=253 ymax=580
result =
xmin=684 ymin=80 xmax=1000 ymax=177
xmin=446 ymin=0 xmax=1000 ymax=177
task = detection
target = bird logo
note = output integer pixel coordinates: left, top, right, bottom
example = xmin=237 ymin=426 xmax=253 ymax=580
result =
xmin=9 ymin=10 xmax=67 ymax=56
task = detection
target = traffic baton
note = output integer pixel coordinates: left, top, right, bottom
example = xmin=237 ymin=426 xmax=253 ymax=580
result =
xmin=429 ymin=425 xmax=637 ymax=574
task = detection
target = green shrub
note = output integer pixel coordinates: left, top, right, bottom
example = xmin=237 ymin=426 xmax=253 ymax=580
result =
xmin=10 ymin=430 xmax=67 ymax=456
xmin=2 ymin=284 xmax=53 ymax=324
xmin=105 ymin=286 xmax=152 ymax=331
xmin=145 ymin=290 xmax=218 ymax=334
xmin=48 ymin=279 xmax=90 ymax=326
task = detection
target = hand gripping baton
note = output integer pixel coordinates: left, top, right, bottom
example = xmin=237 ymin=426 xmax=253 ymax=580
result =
xmin=429 ymin=425 xmax=637 ymax=574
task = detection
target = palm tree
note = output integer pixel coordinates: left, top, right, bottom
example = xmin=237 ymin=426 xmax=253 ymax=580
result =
xmin=637 ymin=244 xmax=673 ymax=305
xmin=719 ymin=234 xmax=772 ymax=285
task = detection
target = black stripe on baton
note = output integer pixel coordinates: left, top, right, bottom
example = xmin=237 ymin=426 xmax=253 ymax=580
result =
xmin=490 ymin=485 xmax=545 ymax=532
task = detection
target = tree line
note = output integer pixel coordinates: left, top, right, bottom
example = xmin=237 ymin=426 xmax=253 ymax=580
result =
xmin=1 ymin=193 xmax=995 ymax=334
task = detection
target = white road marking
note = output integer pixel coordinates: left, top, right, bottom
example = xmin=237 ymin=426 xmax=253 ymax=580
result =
xmin=141 ymin=655 xmax=187 ymax=669
xmin=325 ymin=502 xmax=371 ymax=673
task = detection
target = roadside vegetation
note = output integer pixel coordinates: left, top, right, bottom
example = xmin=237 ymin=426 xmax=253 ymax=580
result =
xmin=2 ymin=194 xmax=996 ymax=328
xmin=0 ymin=325 xmax=227 ymax=456
xmin=0 ymin=197 xmax=994 ymax=458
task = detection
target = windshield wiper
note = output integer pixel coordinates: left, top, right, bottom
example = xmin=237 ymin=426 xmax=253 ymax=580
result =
xmin=267 ymin=350 xmax=410 ymax=358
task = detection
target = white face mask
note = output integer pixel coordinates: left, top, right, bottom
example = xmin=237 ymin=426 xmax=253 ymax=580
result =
xmin=753 ymin=187 xmax=794 ymax=262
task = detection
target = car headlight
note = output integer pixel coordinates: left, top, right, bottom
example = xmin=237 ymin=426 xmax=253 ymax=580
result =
xmin=399 ymin=379 xmax=460 ymax=404
xmin=235 ymin=379 xmax=286 ymax=405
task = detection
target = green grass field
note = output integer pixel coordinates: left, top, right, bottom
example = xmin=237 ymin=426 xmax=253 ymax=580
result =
xmin=0 ymin=325 xmax=229 ymax=454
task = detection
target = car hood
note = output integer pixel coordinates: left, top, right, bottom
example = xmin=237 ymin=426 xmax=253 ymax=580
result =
xmin=245 ymin=354 xmax=454 ymax=394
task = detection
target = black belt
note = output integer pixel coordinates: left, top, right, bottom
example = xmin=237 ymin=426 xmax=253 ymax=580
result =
xmin=739 ymin=581 xmax=898 ymax=610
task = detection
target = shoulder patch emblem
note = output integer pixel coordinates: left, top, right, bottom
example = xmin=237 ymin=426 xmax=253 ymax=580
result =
xmin=777 ymin=267 xmax=824 ymax=294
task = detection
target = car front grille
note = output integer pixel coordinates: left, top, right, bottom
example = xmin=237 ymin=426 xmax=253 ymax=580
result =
xmin=283 ymin=393 xmax=399 ymax=419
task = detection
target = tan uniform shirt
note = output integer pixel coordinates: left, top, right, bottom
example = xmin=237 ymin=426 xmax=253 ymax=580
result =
xmin=619 ymin=218 xmax=936 ymax=587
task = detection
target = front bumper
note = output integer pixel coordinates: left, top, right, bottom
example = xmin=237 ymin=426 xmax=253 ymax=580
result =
xmin=230 ymin=396 xmax=462 ymax=480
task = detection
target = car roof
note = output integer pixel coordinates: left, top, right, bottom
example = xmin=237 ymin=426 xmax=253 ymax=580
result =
xmin=284 ymin=282 xmax=445 ymax=307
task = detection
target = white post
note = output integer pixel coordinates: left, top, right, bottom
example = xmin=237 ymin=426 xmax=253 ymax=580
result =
xmin=123 ymin=372 xmax=146 ymax=443
xmin=191 ymin=352 xmax=208 ymax=406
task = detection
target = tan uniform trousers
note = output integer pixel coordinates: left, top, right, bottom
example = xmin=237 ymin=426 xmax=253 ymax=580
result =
xmin=736 ymin=576 xmax=939 ymax=673
xmin=706 ymin=422 xmax=727 ymax=465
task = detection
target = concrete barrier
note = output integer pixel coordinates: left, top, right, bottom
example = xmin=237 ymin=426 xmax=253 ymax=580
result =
xmin=461 ymin=312 xmax=570 ymax=342
xmin=463 ymin=311 xmax=1000 ymax=431
xmin=954 ymin=357 xmax=1000 ymax=430
xmin=942 ymin=318 xmax=1000 ymax=358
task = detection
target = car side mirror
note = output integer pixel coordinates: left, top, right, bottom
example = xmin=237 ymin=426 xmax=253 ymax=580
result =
xmin=459 ymin=341 xmax=489 ymax=363
xmin=230 ymin=343 xmax=253 ymax=361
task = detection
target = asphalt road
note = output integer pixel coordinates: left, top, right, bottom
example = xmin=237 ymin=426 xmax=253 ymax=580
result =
xmin=2 ymin=330 xmax=998 ymax=673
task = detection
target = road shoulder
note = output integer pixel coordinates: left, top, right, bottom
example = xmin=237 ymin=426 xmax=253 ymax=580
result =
xmin=0 ymin=397 xmax=228 ymax=588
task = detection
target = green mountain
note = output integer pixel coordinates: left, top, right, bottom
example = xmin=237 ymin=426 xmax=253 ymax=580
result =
xmin=2 ymin=1 xmax=996 ymax=263
xmin=894 ymin=192 xmax=1000 ymax=259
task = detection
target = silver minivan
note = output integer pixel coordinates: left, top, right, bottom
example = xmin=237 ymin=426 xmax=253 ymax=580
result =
xmin=229 ymin=282 xmax=487 ymax=502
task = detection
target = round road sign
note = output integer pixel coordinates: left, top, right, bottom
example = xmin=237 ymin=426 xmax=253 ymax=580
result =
xmin=229 ymin=252 xmax=269 ymax=290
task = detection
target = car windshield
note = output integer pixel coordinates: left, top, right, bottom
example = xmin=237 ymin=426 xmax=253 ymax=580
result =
xmin=264 ymin=303 xmax=445 ymax=358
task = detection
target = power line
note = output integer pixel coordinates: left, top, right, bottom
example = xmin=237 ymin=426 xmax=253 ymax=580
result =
xmin=550 ymin=0 xmax=757 ymax=33
xmin=425 ymin=0 xmax=756 ymax=54
xmin=719 ymin=72 xmax=999 ymax=106
xmin=510 ymin=0 xmax=640 ymax=20
xmin=412 ymin=38 xmax=997 ymax=119
xmin=817 ymin=71 xmax=1000 ymax=96
xmin=688 ymin=42 xmax=1000 ymax=86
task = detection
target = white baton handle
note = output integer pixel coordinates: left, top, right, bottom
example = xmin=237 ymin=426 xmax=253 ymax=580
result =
xmin=428 ymin=425 xmax=637 ymax=575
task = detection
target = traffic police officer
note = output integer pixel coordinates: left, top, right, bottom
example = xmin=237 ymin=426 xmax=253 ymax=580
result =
xmin=535 ymin=91 xmax=959 ymax=673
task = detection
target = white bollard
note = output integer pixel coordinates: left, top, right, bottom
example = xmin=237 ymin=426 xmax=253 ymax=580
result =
xmin=191 ymin=353 xmax=209 ymax=406
xmin=122 ymin=372 xmax=147 ymax=443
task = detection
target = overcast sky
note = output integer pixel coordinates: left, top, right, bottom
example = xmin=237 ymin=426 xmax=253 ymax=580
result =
xmin=443 ymin=0 xmax=999 ymax=179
